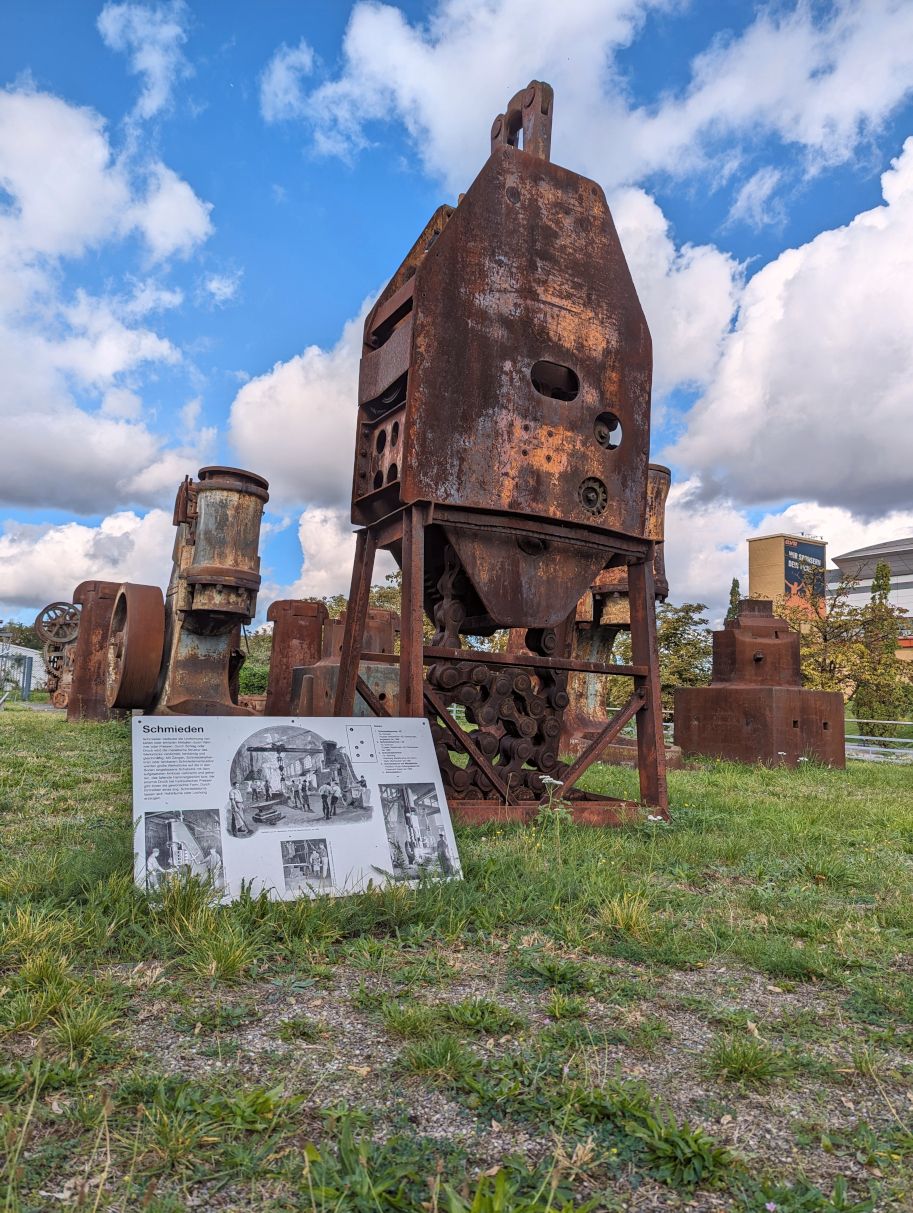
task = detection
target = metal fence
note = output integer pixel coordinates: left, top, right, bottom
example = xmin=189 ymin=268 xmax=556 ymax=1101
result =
xmin=844 ymin=720 xmax=913 ymax=764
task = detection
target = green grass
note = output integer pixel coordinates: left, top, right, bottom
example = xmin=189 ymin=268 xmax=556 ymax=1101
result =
xmin=1 ymin=708 xmax=911 ymax=1210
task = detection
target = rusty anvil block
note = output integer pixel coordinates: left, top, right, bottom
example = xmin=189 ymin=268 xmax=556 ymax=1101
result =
xmin=295 ymin=608 xmax=400 ymax=716
xmin=673 ymin=599 xmax=845 ymax=767
xmin=105 ymin=466 xmax=269 ymax=716
xmin=68 ymin=581 xmax=125 ymax=722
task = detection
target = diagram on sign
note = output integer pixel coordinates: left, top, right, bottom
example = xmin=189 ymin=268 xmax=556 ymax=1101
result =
xmin=346 ymin=724 xmax=377 ymax=764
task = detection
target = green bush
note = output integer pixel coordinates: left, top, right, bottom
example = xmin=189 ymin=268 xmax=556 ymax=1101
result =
xmin=238 ymin=662 xmax=269 ymax=695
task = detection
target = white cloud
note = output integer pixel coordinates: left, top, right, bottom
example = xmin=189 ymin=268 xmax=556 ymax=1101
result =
xmin=0 ymin=86 xmax=214 ymax=513
xmin=0 ymin=508 xmax=174 ymax=610
xmin=228 ymin=305 xmax=367 ymax=508
xmin=131 ymin=162 xmax=213 ymax=260
xmin=260 ymin=38 xmax=315 ymax=123
xmin=201 ymin=269 xmax=242 ymax=306
xmin=671 ymin=137 xmax=913 ymax=518
xmin=609 ymin=188 xmax=740 ymax=395
xmin=283 ymin=0 xmax=913 ymax=196
xmin=663 ymin=479 xmax=913 ymax=624
xmin=287 ymin=506 xmax=395 ymax=600
xmin=97 ymin=1 xmax=190 ymax=120
xmin=728 ymin=167 xmax=784 ymax=230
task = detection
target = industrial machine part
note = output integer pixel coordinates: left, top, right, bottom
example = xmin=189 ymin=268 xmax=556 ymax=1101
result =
xmin=673 ymin=599 xmax=845 ymax=767
xmin=105 ymin=466 xmax=269 ymax=715
xmin=293 ymin=608 xmax=400 ymax=717
xmin=561 ymin=464 xmax=679 ymax=764
xmin=34 ymin=600 xmax=81 ymax=707
xmin=68 ymin=581 xmax=125 ymax=722
xmin=265 ymin=600 xmax=329 ymax=715
xmin=334 ymin=81 xmax=668 ymax=823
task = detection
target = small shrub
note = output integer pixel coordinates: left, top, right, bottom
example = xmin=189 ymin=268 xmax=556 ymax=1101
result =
xmin=705 ymin=1031 xmax=787 ymax=1086
xmin=276 ymin=1015 xmax=326 ymax=1043
xmin=628 ymin=1111 xmax=732 ymax=1188
xmin=444 ymin=998 xmax=523 ymax=1035
xmin=597 ymin=891 xmax=653 ymax=940
xmin=545 ymin=990 xmax=588 ymax=1021
xmin=381 ymin=1000 xmax=441 ymax=1039
xmin=400 ymin=1034 xmax=477 ymax=1083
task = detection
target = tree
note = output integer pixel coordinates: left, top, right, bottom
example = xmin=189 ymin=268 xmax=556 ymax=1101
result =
xmin=0 ymin=619 xmax=42 ymax=650
xmin=853 ymin=562 xmax=912 ymax=736
xmin=777 ymin=567 xmax=912 ymax=734
xmin=615 ymin=601 xmax=712 ymax=711
xmin=725 ymin=578 xmax=741 ymax=622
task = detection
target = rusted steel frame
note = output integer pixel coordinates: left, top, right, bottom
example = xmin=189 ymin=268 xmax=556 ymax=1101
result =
xmin=553 ymin=688 xmax=644 ymax=799
xmin=425 ymin=647 xmax=647 ymax=678
xmin=400 ymin=504 xmax=426 ymax=717
xmin=423 ymin=684 xmax=516 ymax=804
xmin=356 ymin=675 xmax=392 ymax=718
xmin=357 ymin=648 xmax=647 ymax=678
xmin=333 ymin=528 xmax=377 ymax=717
xmin=628 ymin=559 xmax=669 ymax=815
xmin=490 ymin=80 xmax=554 ymax=160
xmin=449 ymin=797 xmax=641 ymax=828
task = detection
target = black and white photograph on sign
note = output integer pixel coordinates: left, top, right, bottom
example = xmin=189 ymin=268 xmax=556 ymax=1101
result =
xmin=379 ymin=783 xmax=460 ymax=881
xmin=280 ymin=838 xmax=332 ymax=896
xmin=226 ymin=724 xmax=373 ymax=837
xmin=142 ymin=809 xmax=224 ymax=890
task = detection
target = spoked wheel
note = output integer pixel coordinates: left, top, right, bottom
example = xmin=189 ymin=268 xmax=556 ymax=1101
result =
xmin=106 ymin=584 xmax=166 ymax=710
xmin=34 ymin=602 xmax=80 ymax=644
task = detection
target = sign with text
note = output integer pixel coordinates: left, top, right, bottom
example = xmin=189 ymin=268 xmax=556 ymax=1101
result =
xmin=784 ymin=540 xmax=826 ymax=597
xmin=133 ymin=716 xmax=461 ymax=901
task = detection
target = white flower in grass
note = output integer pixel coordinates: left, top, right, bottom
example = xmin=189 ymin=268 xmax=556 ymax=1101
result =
xmin=798 ymin=756 xmax=808 ymax=763
xmin=540 ymin=776 xmax=563 ymax=788
xmin=646 ymin=814 xmax=666 ymax=823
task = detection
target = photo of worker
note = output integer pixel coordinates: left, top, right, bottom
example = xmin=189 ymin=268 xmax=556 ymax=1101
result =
xmin=142 ymin=809 xmax=224 ymax=890
xmin=226 ymin=724 xmax=373 ymax=837
xmin=379 ymin=783 xmax=460 ymax=881
xmin=280 ymin=837 xmax=333 ymax=896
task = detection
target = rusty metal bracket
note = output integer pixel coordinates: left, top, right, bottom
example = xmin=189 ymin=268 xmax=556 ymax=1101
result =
xmin=490 ymin=80 xmax=554 ymax=160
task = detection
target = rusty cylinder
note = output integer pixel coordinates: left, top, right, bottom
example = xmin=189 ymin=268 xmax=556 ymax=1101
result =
xmin=183 ymin=467 xmax=269 ymax=626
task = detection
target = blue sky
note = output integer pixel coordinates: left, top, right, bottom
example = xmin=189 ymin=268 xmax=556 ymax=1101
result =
xmin=2 ymin=0 xmax=913 ymax=622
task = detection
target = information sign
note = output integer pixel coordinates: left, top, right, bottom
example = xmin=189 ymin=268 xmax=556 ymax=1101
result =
xmin=132 ymin=716 xmax=461 ymax=901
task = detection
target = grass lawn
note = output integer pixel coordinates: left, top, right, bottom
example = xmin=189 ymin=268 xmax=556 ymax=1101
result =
xmin=1 ymin=706 xmax=911 ymax=1212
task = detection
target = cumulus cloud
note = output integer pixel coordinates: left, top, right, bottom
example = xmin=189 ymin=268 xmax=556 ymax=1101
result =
xmin=97 ymin=1 xmax=190 ymax=120
xmin=228 ymin=305 xmax=367 ymax=508
xmin=131 ymin=162 xmax=213 ymax=260
xmin=0 ymin=509 xmax=175 ymax=611
xmin=286 ymin=507 xmax=395 ymax=600
xmin=277 ymin=0 xmax=913 ymax=196
xmin=260 ymin=38 xmax=315 ymax=123
xmin=609 ymin=188 xmax=740 ymax=395
xmin=0 ymin=86 xmax=214 ymax=513
xmin=671 ymin=137 xmax=913 ymax=518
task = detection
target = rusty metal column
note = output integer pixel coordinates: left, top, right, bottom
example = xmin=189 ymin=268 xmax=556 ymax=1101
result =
xmin=400 ymin=505 xmax=426 ymax=717
xmin=629 ymin=558 xmax=668 ymax=814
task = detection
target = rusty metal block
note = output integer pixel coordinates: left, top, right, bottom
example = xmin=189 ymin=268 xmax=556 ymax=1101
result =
xmin=106 ymin=466 xmax=269 ymax=715
xmin=264 ymin=600 xmax=328 ymax=715
xmin=673 ymin=600 xmax=845 ymax=767
xmin=68 ymin=581 xmax=124 ymax=722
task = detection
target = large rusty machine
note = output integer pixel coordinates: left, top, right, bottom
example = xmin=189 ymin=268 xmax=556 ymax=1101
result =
xmin=34 ymin=601 xmax=81 ymax=708
xmin=105 ymin=466 xmax=268 ymax=715
xmin=674 ymin=599 xmax=845 ymax=767
xmin=333 ymin=81 xmax=668 ymax=823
